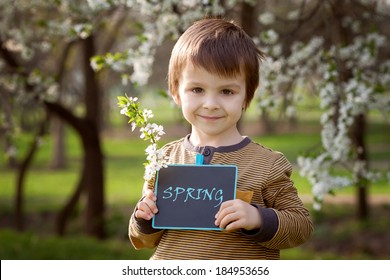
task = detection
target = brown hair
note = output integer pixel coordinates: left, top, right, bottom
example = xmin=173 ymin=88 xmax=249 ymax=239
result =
xmin=168 ymin=18 xmax=264 ymax=110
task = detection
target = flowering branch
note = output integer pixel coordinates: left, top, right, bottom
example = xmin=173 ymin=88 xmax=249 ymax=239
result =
xmin=117 ymin=94 xmax=168 ymax=182
xmin=256 ymin=6 xmax=390 ymax=212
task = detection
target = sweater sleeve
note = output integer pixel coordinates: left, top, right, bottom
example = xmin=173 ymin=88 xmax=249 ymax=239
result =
xmin=243 ymin=154 xmax=313 ymax=249
xmin=128 ymin=210 xmax=165 ymax=250
xmin=241 ymin=204 xmax=279 ymax=242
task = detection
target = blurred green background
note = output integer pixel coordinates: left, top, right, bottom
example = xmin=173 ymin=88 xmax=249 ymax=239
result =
xmin=1 ymin=93 xmax=389 ymax=260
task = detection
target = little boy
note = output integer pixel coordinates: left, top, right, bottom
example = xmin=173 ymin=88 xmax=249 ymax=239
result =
xmin=129 ymin=18 xmax=313 ymax=259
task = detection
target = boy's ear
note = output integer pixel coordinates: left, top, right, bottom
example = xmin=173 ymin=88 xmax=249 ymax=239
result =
xmin=242 ymin=99 xmax=247 ymax=111
xmin=172 ymin=94 xmax=181 ymax=107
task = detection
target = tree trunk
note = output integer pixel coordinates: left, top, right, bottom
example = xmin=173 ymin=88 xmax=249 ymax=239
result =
xmin=82 ymin=35 xmax=105 ymax=238
xmin=44 ymin=98 xmax=105 ymax=238
xmin=0 ymin=92 xmax=18 ymax=168
xmin=261 ymin=111 xmax=274 ymax=134
xmin=352 ymin=113 xmax=369 ymax=220
xmin=82 ymin=122 xmax=105 ymax=238
xmin=49 ymin=117 xmax=66 ymax=169
xmin=239 ymin=1 xmax=275 ymax=134
xmin=329 ymin=2 xmax=370 ymax=220
xmin=1 ymin=32 xmax=106 ymax=237
xmin=53 ymin=36 xmax=106 ymax=239
xmin=56 ymin=166 xmax=85 ymax=236
xmin=15 ymin=112 xmax=50 ymax=230
xmin=49 ymin=41 xmax=75 ymax=169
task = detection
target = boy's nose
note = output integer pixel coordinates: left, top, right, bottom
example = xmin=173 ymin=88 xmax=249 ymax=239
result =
xmin=203 ymin=95 xmax=220 ymax=110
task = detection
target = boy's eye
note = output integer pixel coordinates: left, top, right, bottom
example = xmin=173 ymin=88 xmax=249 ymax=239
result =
xmin=221 ymin=89 xmax=234 ymax=95
xmin=192 ymin=87 xmax=203 ymax=94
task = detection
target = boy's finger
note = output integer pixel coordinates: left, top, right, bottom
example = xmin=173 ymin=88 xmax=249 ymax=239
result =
xmin=135 ymin=209 xmax=153 ymax=220
xmin=215 ymin=199 xmax=235 ymax=219
xmin=218 ymin=212 xmax=239 ymax=229
xmin=138 ymin=199 xmax=158 ymax=214
xmin=144 ymin=189 xmax=157 ymax=201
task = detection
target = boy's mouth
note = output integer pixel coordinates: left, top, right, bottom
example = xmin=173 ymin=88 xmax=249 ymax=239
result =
xmin=198 ymin=115 xmax=224 ymax=120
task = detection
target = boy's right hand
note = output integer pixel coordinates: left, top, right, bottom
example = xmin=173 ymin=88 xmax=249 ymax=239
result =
xmin=134 ymin=189 xmax=158 ymax=220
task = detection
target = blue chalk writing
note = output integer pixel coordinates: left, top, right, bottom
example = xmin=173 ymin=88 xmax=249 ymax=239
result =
xmin=162 ymin=186 xmax=224 ymax=207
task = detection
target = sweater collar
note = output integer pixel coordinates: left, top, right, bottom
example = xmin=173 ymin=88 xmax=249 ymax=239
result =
xmin=183 ymin=134 xmax=251 ymax=156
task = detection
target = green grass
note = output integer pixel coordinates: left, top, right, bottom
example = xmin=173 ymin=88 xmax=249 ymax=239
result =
xmin=0 ymin=229 xmax=153 ymax=260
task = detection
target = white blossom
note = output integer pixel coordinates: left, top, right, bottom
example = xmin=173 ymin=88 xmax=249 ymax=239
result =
xmin=120 ymin=106 xmax=128 ymax=115
xmin=131 ymin=122 xmax=137 ymax=132
xmin=142 ymin=109 xmax=154 ymax=121
xmin=261 ymin=29 xmax=279 ymax=45
xmin=140 ymin=123 xmax=165 ymax=141
xmin=130 ymin=54 xmax=154 ymax=86
xmin=118 ymin=95 xmax=168 ymax=183
xmin=87 ymin=0 xmax=111 ymax=10
xmin=6 ymin=146 xmax=18 ymax=158
xmin=287 ymin=10 xmax=300 ymax=20
xmin=72 ymin=23 xmax=92 ymax=39
xmin=258 ymin=12 xmax=275 ymax=25
xmin=286 ymin=105 xmax=296 ymax=118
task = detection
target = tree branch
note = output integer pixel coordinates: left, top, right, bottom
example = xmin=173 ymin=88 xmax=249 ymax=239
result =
xmin=43 ymin=100 xmax=86 ymax=135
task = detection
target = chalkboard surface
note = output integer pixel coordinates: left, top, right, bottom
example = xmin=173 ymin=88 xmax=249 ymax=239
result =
xmin=152 ymin=164 xmax=237 ymax=230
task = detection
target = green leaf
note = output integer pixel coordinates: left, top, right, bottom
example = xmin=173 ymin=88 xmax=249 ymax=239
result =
xmin=117 ymin=95 xmax=128 ymax=106
xmin=157 ymin=89 xmax=169 ymax=99
xmin=90 ymin=55 xmax=105 ymax=71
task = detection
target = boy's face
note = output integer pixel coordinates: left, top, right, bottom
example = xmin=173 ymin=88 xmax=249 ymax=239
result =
xmin=175 ymin=62 xmax=246 ymax=146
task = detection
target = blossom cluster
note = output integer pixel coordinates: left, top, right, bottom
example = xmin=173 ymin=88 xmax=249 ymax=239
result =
xmin=118 ymin=95 xmax=168 ymax=182
xmin=89 ymin=0 xmax=225 ymax=86
xmin=256 ymin=5 xmax=390 ymax=209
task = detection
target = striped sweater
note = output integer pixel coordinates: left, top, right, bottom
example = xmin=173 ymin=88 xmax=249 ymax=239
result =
xmin=129 ymin=135 xmax=313 ymax=259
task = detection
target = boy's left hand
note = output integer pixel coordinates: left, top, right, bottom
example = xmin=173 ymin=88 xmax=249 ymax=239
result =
xmin=215 ymin=199 xmax=261 ymax=231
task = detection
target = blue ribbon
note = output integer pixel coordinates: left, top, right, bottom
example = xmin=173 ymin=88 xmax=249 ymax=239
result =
xmin=195 ymin=154 xmax=204 ymax=165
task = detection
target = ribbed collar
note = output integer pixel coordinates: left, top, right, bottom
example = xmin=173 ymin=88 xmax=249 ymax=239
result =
xmin=182 ymin=134 xmax=251 ymax=164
